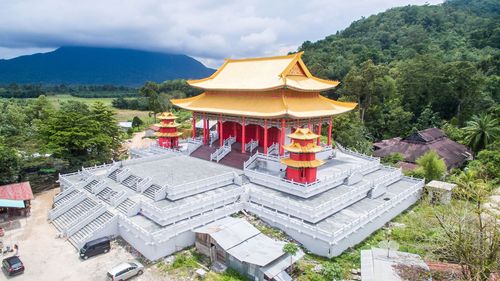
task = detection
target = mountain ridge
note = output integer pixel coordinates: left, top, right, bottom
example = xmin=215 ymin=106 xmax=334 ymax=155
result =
xmin=0 ymin=46 xmax=215 ymax=86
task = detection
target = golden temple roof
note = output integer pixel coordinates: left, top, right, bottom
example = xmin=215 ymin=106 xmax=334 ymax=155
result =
xmin=156 ymin=132 xmax=183 ymax=137
xmin=155 ymin=122 xmax=180 ymax=128
xmin=171 ymin=90 xmax=357 ymax=118
xmin=157 ymin=112 xmax=178 ymax=120
xmin=280 ymin=158 xmax=325 ymax=168
xmin=187 ymin=52 xmax=339 ymax=92
xmin=282 ymin=142 xmax=323 ymax=153
xmin=288 ymin=128 xmax=320 ymax=140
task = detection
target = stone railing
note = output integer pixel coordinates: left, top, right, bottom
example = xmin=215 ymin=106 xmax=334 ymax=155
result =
xmin=224 ymin=136 xmax=236 ymax=147
xmin=267 ymin=143 xmax=279 ymax=155
xmin=245 ymin=139 xmax=258 ymax=153
xmin=141 ymin=186 xmax=244 ymax=226
xmin=65 ymin=204 xmax=107 ymax=237
xmin=137 ymin=177 xmax=152 ymax=193
xmin=209 ymin=131 xmax=219 ymax=146
xmin=250 ymin=179 xmax=423 ymax=245
xmin=91 ymin=181 xmax=107 ymax=194
xmin=110 ymin=190 xmax=128 ymax=207
xmin=336 ymin=143 xmax=380 ymax=162
xmin=166 ymin=172 xmax=236 ymax=200
xmin=249 ymin=181 xmax=373 ymax=223
xmin=75 ymin=215 xmax=118 ymax=249
xmin=115 ymin=168 xmax=131 ymax=183
xmin=48 ymin=193 xmax=87 ymax=220
xmin=154 ymin=186 xmax=167 ymax=201
xmin=329 ymin=179 xmax=423 ymax=243
xmin=245 ymin=168 xmax=346 ymax=198
xmin=58 ymin=176 xmax=76 ymax=191
xmin=210 ymin=145 xmax=231 ymax=162
xmin=117 ymin=215 xmax=156 ymax=246
xmin=152 ymin=202 xmax=244 ymax=244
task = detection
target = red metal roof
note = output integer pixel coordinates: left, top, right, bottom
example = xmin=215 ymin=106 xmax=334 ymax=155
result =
xmin=0 ymin=182 xmax=33 ymax=200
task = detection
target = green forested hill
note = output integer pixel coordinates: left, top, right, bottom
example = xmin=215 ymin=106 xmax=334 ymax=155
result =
xmin=300 ymin=0 xmax=499 ymax=145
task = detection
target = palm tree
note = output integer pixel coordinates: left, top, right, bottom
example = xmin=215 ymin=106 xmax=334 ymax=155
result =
xmin=463 ymin=114 xmax=499 ymax=155
xmin=282 ymin=242 xmax=299 ymax=272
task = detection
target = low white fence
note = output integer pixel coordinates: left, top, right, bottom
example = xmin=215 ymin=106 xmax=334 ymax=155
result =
xmin=141 ymin=186 xmax=244 ymax=226
xmin=166 ymin=172 xmax=236 ymax=200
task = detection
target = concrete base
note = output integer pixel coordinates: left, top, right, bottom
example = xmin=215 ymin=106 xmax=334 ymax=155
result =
xmin=259 ymin=189 xmax=422 ymax=258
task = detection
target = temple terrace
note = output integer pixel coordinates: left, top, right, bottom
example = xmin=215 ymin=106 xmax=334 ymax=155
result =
xmin=49 ymin=53 xmax=423 ymax=281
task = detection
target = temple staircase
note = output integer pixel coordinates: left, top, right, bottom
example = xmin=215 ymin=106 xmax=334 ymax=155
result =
xmin=245 ymin=139 xmax=259 ymax=153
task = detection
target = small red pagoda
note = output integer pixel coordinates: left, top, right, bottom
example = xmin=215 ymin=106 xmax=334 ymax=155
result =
xmin=281 ymin=128 xmax=324 ymax=183
xmin=156 ymin=112 xmax=182 ymax=148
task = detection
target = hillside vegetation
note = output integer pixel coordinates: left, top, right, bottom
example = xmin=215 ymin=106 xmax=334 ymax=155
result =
xmin=300 ymin=0 xmax=499 ymax=148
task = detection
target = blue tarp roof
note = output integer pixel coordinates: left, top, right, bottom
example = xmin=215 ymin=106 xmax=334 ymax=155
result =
xmin=0 ymin=199 xmax=25 ymax=208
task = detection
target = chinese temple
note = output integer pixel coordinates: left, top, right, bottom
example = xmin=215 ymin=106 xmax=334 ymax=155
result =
xmin=155 ymin=112 xmax=182 ymax=148
xmin=172 ymin=52 xmax=356 ymax=158
xmin=50 ymin=52 xmax=424 ymax=280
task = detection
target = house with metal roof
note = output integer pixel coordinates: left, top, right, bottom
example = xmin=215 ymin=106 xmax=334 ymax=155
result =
xmin=373 ymin=128 xmax=472 ymax=170
xmin=194 ymin=217 xmax=303 ymax=281
xmin=0 ymin=181 xmax=33 ymax=220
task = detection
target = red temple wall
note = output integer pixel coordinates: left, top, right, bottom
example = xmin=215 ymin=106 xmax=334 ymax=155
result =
xmin=221 ymin=121 xmax=280 ymax=145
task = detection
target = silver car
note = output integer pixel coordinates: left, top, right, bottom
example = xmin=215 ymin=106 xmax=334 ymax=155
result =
xmin=107 ymin=261 xmax=144 ymax=281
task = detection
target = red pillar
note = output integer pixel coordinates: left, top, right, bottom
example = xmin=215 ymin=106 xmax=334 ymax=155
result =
xmin=328 ymin=117 xmax=333 ymax=146
xmin=202 ymin=113 xmax=207 ymax=144
xmin=219 ymin=114 xmax=223 ymax=147
xmin=232 ymin=122 xmax=237 ymax=138
xmin=255 ymin=123 xmax=260 ymax=143
xmin=280 ymin=118 xmax=285 ymax=156
xmin=264 ymin=119 xmax=268 ymax=154
xmin=241 ymin=117 xmax=246 ymax=154
xmin=192 ymin=112 xmax=196 ymax=138
xmin=317 ymin=118 xmax=322 ymax=146
xmin=308 ymin=119 xmax=311 ymax=130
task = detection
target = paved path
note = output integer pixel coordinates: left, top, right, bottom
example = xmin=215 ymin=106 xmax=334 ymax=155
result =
xmin=1 ymin=189 xmax=163 ymax=281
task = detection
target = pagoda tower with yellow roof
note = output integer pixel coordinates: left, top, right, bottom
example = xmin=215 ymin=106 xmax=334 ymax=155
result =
xmin=172 ymin=52 xmax=357 ymax=158
xmin=281 ymin=128 xmax=324 ymax=183
xmin=156 ymin=112 xmax=183 ymax=148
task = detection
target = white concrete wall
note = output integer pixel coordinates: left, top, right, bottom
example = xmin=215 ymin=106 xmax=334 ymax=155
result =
xmin=118 ymin=226 xmax=195 ymax=261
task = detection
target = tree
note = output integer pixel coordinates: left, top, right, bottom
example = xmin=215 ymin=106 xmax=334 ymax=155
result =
xmin=435 ymin=180 xmax=498 ymax=281
xmin=415 ymin=150 xmax=446 ymax=182
xmin=463 ymin=114 xmax=499 ymax=155
xmin=282 ymin=243 xmax=299 ymax=272
xmin=139 ymin=81 xmax=164 ymax=122
xmin=0 ymin=141 xmax=21 ymax=184
xmin=331 ymin=111 xmax=373 ymax=154
xmin=131 ymin=116 xmax=144 ymax=128
xmin=38 ymin=101 xmax=121 ymax=170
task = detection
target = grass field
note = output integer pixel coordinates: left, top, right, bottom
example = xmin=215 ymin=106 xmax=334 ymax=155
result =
xmin=5 ymin=94 xmax=153 ymax=122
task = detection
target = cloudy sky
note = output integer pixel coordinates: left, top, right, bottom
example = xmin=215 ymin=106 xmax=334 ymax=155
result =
xmin=0 ymin=0 xmax=442 ymax=67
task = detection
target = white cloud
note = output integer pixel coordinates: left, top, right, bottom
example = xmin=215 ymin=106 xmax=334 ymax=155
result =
xmin=0 ymin=0 xmax=443 ymax=67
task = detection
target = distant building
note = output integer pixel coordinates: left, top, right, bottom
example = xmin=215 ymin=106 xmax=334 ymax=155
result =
xmin=361 ymin=248 xmax=430 ymax=281
xmin=194 ymin=217 xmax=303 ymax=281
xmin=118 ymin=121 xmax=133 ymax=130
xmin=0 ymin=182 xmax=33 ymax=220
xmin=145 ymin=125 xmax=159 ymax=137
xmin=373 ymin=128 xmax=472 ymax=170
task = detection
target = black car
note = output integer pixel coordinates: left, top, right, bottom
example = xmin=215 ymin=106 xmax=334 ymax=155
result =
xmin=2 ymin=256 xmax=25 ymax=276
xmin=79 ymin=237 xmax=111 ymax=260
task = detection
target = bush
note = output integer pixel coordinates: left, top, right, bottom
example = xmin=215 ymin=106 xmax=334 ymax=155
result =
xmin=415 ymin=150 xmax=446 ymax=182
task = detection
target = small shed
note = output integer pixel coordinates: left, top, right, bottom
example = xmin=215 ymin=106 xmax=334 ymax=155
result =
xmin=425 ymin=180 xmax=456 ymax=204
xmin=361 ymin=248 xmax=430 ymax=281
xmin=195 ymin=217 xmax=303 ymax=281
xmin=0 ymin=182 xmax=34 ymax=220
